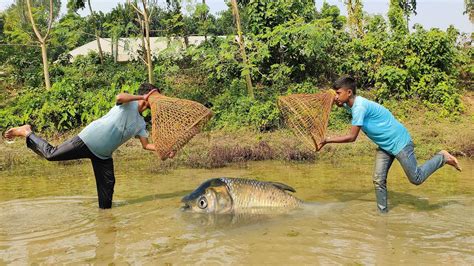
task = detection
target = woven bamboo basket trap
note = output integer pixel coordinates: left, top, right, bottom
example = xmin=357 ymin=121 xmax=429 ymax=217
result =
xmin=148 ymin=93 xmax=212 ymax=160
xmin=278 ymin=90 xmax=335 ymax=151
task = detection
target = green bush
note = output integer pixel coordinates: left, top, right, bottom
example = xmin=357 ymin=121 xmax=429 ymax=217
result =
xmin=0 ymin=2 xmax=470 ymax=133
xmin=0 ymin=88 xmax=44 ymax=129
xmin=375 ymin=65 xmax=409 ymax=100
xmin=0 ymin=58 xmax=145 ymax=132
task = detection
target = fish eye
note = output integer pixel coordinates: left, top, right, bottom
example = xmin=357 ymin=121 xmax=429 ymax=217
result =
xmin=198 ymin=197 xmax=208 ymax=209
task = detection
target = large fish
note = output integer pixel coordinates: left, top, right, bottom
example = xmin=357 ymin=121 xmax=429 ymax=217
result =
xmin=181 ymin=177 xmax=303 ymax=214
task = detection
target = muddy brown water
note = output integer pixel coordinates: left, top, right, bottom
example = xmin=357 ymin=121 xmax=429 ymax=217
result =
xmin=0 ymin=158 xmax=472 ymax=264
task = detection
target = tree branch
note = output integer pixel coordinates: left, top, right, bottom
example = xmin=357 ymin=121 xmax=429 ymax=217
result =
xmin=140 ymin=55 xmax=148 ymax=65
xmin=142 ymin=0 xmax=147 ymax=15
xmin=43 ymin=0 xmax=54 ymax=41
xmin=26 ymin=0 xmax=44 ymax=43
xmin=128 ymin=0 xmax=144 ymax=16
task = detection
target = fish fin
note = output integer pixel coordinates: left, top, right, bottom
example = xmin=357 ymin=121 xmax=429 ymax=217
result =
xmin=210 ymin=178 xmax=227 ymax=187
xmin=269 ymin=182 xmax=296 ymax=193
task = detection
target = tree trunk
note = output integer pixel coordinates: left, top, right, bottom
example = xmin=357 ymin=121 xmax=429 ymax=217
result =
xmin=346 ymin=0 xmax=364 ymax=38
xmin=203 ymin=0 xmax=207 ymax=41
xmin=129 ymin=0 xmax=154 ymax=84
xmin=406 ymin=14 xmax=410 ymax=32
xmin=26 ymin=0 xmax=53 ymax=90
xmin=230 ymin=0 xmax=254 ymax=99
xmin=40 ymin=42 xmax=51 ymax=90
xmin=143 ymin=10 xmax=154 ymax=84
xmin=88 ymin=0 xmax=104 ymax=64
xmin=115 ymin=38 xmax=119 ymax=63
xmin=139 ymin=19 xmax=147 ymax=64
xmin=184 ymin=36 xmax=189 ymax=49
xmin=95 ymin=31 xmax=104 ymax=63
xmin=111 ymin=40 xmax=114 ymax=60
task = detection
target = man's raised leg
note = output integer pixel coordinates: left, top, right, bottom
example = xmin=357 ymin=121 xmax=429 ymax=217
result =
xmin=5 ymin=124 xmax=93 ymax=161
xmin=4 ymin=124 xmax=32 ymax=139
xmin=439 ymin=150 xmax=462 ymax=171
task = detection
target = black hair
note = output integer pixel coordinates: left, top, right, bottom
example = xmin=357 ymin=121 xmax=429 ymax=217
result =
xmin=137 ymin=83 xmax=161 ymax=95
xmin=333 ymin=76 xmax=357 ymax=95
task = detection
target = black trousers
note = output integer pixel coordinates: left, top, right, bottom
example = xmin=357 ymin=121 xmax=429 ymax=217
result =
xmin=26 ymin=134 xmax=115 ymax=209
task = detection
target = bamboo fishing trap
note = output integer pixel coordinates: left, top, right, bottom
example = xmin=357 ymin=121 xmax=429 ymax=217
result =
xmin=148 ymin=93 xmax=212 ymax=160
xmin=278 ymin=90 xmax=335 ymax=151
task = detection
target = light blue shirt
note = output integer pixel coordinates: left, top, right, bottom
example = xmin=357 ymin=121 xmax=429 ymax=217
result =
xmin=349 ymin=96 xmax=411 ymax=155
xmin=78 ymin=101 xmax=148 ymax=159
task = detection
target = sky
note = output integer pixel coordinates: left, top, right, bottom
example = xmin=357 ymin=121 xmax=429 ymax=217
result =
xmin=0 ymin=0 xmax=472 ymax=33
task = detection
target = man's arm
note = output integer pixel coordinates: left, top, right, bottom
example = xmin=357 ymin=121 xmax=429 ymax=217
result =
xmin=116 ymin=93 xmax=145 ymax=105
xmin=138 ymin=136 xmax=156 ymax=151
xmin=116 ymin=89 xmax=158 ymax=105
xmin=138 ymin=136 xmax=176 ymax=158
xmin=318 ymin=125 xmax=361 ymax=150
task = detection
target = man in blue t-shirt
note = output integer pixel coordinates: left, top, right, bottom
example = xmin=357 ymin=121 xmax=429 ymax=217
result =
xmin=318 ymin=76 xmax=461 ymax=213
xmin=4 ymin=83 xmax=174 ymax=209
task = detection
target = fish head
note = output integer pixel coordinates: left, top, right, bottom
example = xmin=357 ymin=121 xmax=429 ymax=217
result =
xmin=181 ymin=178 xmax=233 ymax=214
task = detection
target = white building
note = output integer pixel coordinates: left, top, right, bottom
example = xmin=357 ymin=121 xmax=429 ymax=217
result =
xmin=68 ymin=36 xmax=214 ymax=62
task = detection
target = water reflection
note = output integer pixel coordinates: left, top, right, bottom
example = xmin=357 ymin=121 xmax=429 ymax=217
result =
xmin=180 ymin=209 xmax=296 ymax=229
xmin=113 ymin=190 xmax=192 ymax=207
xmin=327 ymin=188 xmax=461 ymax=211
xmin=373 ymin=215 xmax=390 ymax=265
xmin=324 ymin=188 xmax=372 ymax=202
xmin=389 ymin=191 xmax=460 ymax=211
xmin=94 ymin=211 xmax=117 ymax=262
xmin=180 ymin=202 xmax=343 ymax=229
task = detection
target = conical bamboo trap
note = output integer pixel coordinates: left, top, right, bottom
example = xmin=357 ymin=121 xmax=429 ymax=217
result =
xmin=148 ymin=93 xmax=212 ymax=160
xmin=278 ymin=90 xmax=335 ymax=151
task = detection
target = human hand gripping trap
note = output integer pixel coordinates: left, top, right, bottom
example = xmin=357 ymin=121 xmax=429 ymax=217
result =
xmin=147 ymin=92 xmax=213 ymax=160
xmin=277 ymin=90 xmax=336 ymax=152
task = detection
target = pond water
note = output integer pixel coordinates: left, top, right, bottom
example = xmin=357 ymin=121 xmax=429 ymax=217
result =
xmin=0 ymin=157 xmax=472 ymax=264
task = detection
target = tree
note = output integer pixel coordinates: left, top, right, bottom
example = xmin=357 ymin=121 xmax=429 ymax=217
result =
xmin=3 ymin=3 xmax=34 ymax=44
xmin=164 ymin=0 xmax=189 ymax=47
xmin=128 ymin=0 xmax=156 ymax=84
xmin=0 ymin=13 xmax=11 ymax=64
xmin=67 ymin=0 xmax=105 ymax=63
xmin=241 ymin=0 xmax=317 ymax=35
xmin=192 ymin=0 xmax=211 ymax=40
xmin=320 ymin=2 xmax=345 ymax=30
xmin=465 ymin=0 xmax=473 ymax=23
xmin=344 ymin=0 xmax=364 ymax=38
xmin=20 ymin=0 xmax=60 ymax=90
xmin=231 ymin=0 xmax=253 ymax=98
xmin=398 ymin=0 xmax=417 ymax=31
xmin=236 ymin=0 xmax=321 ymax=86
xmin=214 ymin=8 xmax=234 ymax=35
xmin=0 ymin=13 xmax=5 ymax=43
xmin=388 ymin=0 xmax=408 ymax=36
xmin=104 ymin=3 xmax=138 ymax=62
xmin=50 ymin=13 xmax=92 ymax=60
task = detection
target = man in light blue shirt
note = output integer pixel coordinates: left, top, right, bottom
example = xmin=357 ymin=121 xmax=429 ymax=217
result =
xmin=78 ymin=96 xmax=149 ymax=160
xmin=4 ymin=83 xmax=173 ymax=209
xmin=319 ymin=76 xmax=461 ymax=213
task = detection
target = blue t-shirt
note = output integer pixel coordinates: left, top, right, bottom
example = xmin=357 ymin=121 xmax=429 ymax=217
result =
xmin=349 ymin=96 xmax=411 ymax=155
xmin=78 ymin=101 xmax=148 ymax=159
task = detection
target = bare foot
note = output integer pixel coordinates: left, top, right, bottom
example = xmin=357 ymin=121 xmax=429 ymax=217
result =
xmin=439 ymin=150 xmax=462 ymax=172
xmin=4 ymin=125 xmax=32 ymax=140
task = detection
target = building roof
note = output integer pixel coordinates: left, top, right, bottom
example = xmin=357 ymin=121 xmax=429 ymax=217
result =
xmin=68 ymin=36 xmax=213 ymax=62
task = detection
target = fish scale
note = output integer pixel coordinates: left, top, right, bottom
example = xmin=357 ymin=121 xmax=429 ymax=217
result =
xmin=219 ymin=178 xmax=302 ymax=210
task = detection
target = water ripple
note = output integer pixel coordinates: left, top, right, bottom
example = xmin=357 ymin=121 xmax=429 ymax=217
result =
xmin=0 ymin=197 xmax=96 ymax=243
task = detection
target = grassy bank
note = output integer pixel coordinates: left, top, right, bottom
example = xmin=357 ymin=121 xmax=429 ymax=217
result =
xmin=1 ymin=96 xmax=473 ymax=172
